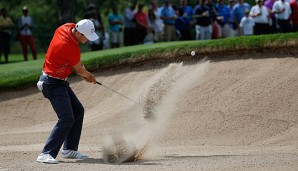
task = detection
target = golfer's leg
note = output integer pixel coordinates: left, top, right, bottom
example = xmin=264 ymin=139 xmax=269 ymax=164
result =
xmin=63 ymin=87 xmax=84 ymax=151
xmin=42 ymin=87 xmax=74 ymax=158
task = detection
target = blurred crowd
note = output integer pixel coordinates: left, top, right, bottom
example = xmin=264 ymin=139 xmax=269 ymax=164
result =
xmin=0 ymin=6 xmax=37 ymax=63
xmin=81 ymin=0 xmax=298 ymax=50
xmin=1 ymin=0 xmax=298 ymax=63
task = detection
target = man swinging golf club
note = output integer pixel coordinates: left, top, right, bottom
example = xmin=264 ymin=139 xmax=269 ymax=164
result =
xmin=36 ymin=19 xmax=98 ymax=164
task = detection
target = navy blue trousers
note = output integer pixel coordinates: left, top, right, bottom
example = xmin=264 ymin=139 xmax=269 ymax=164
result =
xmin=40 ymin=75 xmax=84 ymax=158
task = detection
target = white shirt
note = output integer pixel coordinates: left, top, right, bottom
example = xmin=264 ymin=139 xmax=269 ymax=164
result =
xmin=272 ymin=0 xmax=292 ymax=20
xmin=147 ymin=7 xmax=164 ymax=33
xmin=250 ymin=5 xmax=269 ymax=23
xmin=153 ymin=7 xmax=164 ymax=33
xmin=240 ymin=16 xmax=255 ymax=35
xmin=19 ymin=16 xmax=33 ymax=35
xmin=124 ymin=8 xmax=136 ymax=28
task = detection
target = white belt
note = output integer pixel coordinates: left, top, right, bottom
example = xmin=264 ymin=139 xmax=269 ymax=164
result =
xmin=42 ymin=71 xmax=67 ymax=81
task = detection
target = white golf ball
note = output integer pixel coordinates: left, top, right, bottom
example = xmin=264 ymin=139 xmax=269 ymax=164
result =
xmin=191 ymin=51 xmax=196 ymax=56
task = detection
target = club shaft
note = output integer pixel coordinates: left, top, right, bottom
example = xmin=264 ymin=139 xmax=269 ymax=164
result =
xmin=97 ymin=82 xmax=141 ymax=106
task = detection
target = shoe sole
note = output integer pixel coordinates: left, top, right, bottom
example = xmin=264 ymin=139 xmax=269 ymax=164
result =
xmin=36 ymin=160 xmax=59 ymax=164
xmin=61 ymin=156 xmax=89 ymax=159
xmin=61 ymin=151 xmax=89 ymax=159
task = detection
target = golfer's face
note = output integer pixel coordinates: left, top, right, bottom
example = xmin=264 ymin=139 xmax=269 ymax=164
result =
xmin=78 ymin=33 xmax=88 ymax=44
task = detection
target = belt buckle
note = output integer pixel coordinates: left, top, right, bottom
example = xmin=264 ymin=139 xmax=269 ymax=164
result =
xmin=50 ymin=75 xmax=67 ymax=81
xmin=42 ymin=71 xmax=67 ymax=81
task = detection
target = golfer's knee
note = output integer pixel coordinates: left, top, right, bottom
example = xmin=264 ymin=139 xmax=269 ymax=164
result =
xmin=62 ymin=116 xmax=75 ymax=127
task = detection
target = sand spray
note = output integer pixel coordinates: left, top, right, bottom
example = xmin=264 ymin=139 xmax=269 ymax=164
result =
xmin=101 ymin=59 xmax=210 ymax=163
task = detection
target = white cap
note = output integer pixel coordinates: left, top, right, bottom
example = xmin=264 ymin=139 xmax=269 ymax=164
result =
xmin=75 ymin=19 xmax=99 ymax=41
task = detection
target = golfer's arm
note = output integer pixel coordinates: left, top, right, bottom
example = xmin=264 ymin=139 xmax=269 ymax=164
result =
xmin=73 ymin=61 xmax=93 ymax=79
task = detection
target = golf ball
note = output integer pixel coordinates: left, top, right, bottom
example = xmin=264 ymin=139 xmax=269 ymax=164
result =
xmin=191 ymin=51 xmax=196 ymax=56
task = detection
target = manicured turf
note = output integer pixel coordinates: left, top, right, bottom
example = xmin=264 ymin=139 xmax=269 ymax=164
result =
xmin=1 ymin=32 xmax=298 ymax=90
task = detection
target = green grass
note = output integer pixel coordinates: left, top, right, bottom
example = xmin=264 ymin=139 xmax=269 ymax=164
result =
xmin=1 ymin=32 xmax=298 ymax=90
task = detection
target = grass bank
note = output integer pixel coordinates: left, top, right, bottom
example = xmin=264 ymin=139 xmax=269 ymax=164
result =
xmin=1 ymin=32 xmax=298 ymax=90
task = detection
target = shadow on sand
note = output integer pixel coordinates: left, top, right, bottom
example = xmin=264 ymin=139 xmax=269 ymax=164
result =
xmin=60 ymin=157 xmax=161 ymax=166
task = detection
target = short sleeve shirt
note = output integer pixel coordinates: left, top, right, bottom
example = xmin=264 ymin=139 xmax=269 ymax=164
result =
xmin=233 ymin=3 xmax=251 ymax=22
xmin=108 ymin=13 xmax=122 ymax=32
xmin=240 ymin=16 xmax=255 ymax=35
xmin=0 ymin=16 xmax=14 ymax=33
xmin=215 ymin=4 xmax=231 ymax=24
xmin=290 ymin=0 xmax=298 ymax=24
xmin=161 ymin=6 xmax=176 ymax=25
xmin=272 ymin=0 xmax=292 ymax=20
xmin=43 ymin=23 xmax=80 ymax=79
xmin=250 ymin=5 xmax=269 ymax=23
xmin=134 ymin=12 xmax=148 ymax=29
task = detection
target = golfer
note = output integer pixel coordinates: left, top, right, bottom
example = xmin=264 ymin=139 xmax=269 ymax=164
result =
xmin=36 ymin=19 xmax=98 ymax=164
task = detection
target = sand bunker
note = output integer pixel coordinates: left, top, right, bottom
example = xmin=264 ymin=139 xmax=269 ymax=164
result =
xmin=1 ymin=55 xmax=298 ymax=170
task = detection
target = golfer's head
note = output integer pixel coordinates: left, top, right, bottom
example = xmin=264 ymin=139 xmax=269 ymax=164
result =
xmin=75 ymin=19 xmax=99 ymax=44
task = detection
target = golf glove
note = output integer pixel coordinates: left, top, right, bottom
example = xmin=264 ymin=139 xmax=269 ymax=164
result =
xmin=37 ymin=81 xmax=44 ymax=91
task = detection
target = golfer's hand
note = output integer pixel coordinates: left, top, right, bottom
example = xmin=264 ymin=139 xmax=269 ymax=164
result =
xmin=73 ymin=61 xmax=96 ymax=83
xmin=83 ymin=72 xmax=96 ymax=84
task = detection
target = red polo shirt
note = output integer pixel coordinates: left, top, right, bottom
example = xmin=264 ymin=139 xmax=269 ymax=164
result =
xmin=290 ymin=0 xmax=298 ymax=25
xmin=43 ymin=23 xmax=80 ymax=79
xmin=134 ymin=12 xmax=148 ymax=29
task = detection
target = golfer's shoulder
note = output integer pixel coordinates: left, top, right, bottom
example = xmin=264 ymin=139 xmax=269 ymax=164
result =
xmin=50 ymin=36 xmax=78 ymax=54
xmin=54 ymin=24 xmax=77 ymax=46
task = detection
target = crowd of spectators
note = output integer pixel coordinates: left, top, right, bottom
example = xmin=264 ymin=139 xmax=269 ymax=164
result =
xmin=1 ymin=0 xmax=298 ymax=62
xmin=82 ymin=0 xmax=298 ymax=51
xmin=0 ymin=6 xmax=37 ymax=63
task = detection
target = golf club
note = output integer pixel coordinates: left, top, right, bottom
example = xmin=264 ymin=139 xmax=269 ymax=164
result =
xmin=96 ymin=81 xmax=142 ymax=107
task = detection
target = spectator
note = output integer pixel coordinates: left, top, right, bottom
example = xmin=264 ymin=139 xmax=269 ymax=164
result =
xmin=134 ymin=4 xmax=148 ymax=44
xmin=193 ymin=0 xmax=202 ymax=40
xmin=215 ymin=0 xmax=232 ymax=38
xmin=151 ymin=0 xmax=164 ymax=42
xmin=83 ymin=3 xmax=96 ymax=19
xmin=84 ymin=4 xmax=105 ymax=50
xmin=143 ymin=28 xmax=155 ymax=44
xmin=108 ymin=6 xmax=123 ymax=48
xmin=233 ymin=0 xmax=251 ymax=36
xmin=161 ymin=0 xmax=177 ymax=41
xmin=228 ymin=0 xmax=238 ymax=37
xmin=211 ymin=20 xmax=220 ymax=39
xmin=18 ymin=6 xmax=37 ymax=61
xmin=124 ymin=1 xmax=137 ymax=46
xmin=0 ymin=7 xmax=14 ymax=63
xmin=180 ymin=0 xmax=193 ymax=20
xmin=272 ymin=0 xmax=292 ymax=32
xmin=89 ymin=9 xmax=105 ymax=51
xmin=175 ymin=7 xmax=192 ymax=40
xmin=194 ymin=0 xmax=213 ymax=40
xmin=207 ymin=0 xmax=219 ymax=20
xmin=290 ymin=0 xmax=298 ymax=31
xmin=147 ymin=8 xmax=157 ymax=42
xmin=193 ymin=0 xmax=202 ymax=13
xmin=179 ymin=0 xmax=193 ymax=40
xmin=239 ymin=9 xmax=255 ymax=35
xmin=206 ymin=0 xmax=220 ymax=39
xmin=265 ymin=0 xmax=278 ymax=33
xmin=250 ymin=0 xmax=270 ymax=35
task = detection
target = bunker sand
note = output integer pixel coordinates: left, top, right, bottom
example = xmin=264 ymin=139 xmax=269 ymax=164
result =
xmin=1 ymin=54 xmax=298 ymax=170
